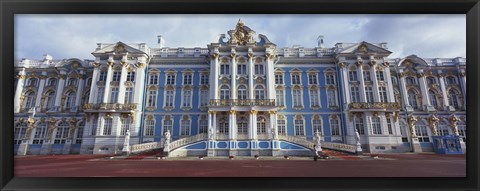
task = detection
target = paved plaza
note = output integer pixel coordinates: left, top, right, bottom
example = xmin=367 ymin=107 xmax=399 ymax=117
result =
xmin=14 ymin=153 xmax=465 ymax=177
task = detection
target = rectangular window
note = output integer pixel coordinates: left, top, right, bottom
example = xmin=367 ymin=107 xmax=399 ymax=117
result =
xmin=149 ymin=74 xmax=158 ymax=85
xmin=165 ymin=90 xmax=174 ymax=107
xmin=351 ymin=86 xmax=360 ymax=103
xmin=372 ymin=117 xmax=382 ymax=135
xmin=183 ymin=74 xmax=192 ymax=85
xmin=199 ymin=119 xmax=208 ymax=134
xmin=182 ymin=90 xmax=192 ymax=108
xmin=103 ymin=118 xmax=112 ymax=135
xmin=354 ymin=117 xmax=365 ymax=135
xmin=124 ymin=87 xmax=133 ymax=104
xmin=331 ymin=119 xmax=340 ymax=136
xmin=32 ymin=125 xmax=47 ymax=144
xmin=110 ymin=87 xmax=119 ymax=103
xmin=310 ymin=89 xmax=320 ymax=107
xmin=99 ymin=71 xmax=107 ymax=81
xmin=349 ymin=71 xmax=358 ymax=81
xmin=312 ymin=119 xmax=322 ymax=134
xmin=97 ymin=87 xmax=104 ymax=104
xmin=148 ymin=90 xmax=157 ymax=107
xmin=163 ymin=119 xmax=173 ymax=134
xmin=254 ymin=64 xmax=264 ymax=75
xmin=400 ymin=125 xmax=409 ymax=142
xmin=292 ymin=74 xmax=301 ymax=84
xmin=326 ymin=74 xmax=335 ymax=85
xmin=91 ymin=116 xmax=98 ymax=135
xmin=415 ymin=125 xmax=430 ymax=142
xmin=237 ymin=64 xmax=247 ymax=75
xmin=75 ymin=127 xmax=83 ymax=144
xmin=120 ymin=118 xmax=131 ymax=136
xmin=112 ymin=71 xmax=121 ymax=81
xmin=54 ymin=127 xmax=69 ymax=144
xmin=220 ymin=64 xmax=230 ymax=75
xmin=386 ymin=117 xmax=393 ymax=135
xmin=277 ymin=119 xmax=286 ymax=135
xmin=145 ymin=120 xmax=155 ymax=136
xmin=127 ymin=71 xmax=135 ymax=82
xmin=275 ymin=74 xmax=284 ymax=84
xmin=237 ymin=121 xmax=248 ymax=135
xmin=327 ymin=90 xmax=337 ymax=107
xmin=363 ymin=71 xmax=371 ymax=81
xmin=200 ymin=90 xmax=208 ymax=107
xmin=376 ymin=71 xmax=385 ymax=81
xmin=276 ymin=89 xmax=285 ymax=106
xmin=294 ymin=119 xmax=305 ymax=136
xmin=166 ymin=74 xmax=176 ymax=85
xmin=379 ymin=87 xmax=388 ymax=103
xmin=200 ymin=74 xmax=209 ymax=85
xmin=293 ymin=89 xmax=302 ymax=107
xmin=180 ymin=120 xmax=191 ymax=136
xmin=365 ymin=87 xmax=374 ymax=103
xmin=308 ymin=74 xmax=318 ymax=85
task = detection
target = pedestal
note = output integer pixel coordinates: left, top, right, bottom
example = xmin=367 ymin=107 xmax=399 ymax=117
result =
xmin=411 ymin=138 xmax=422 ymax=153
xmin=17 ymin=140 xmax=29 ymax=156
xmin=40 ymin=141 xmax=52 ymax=155
xmin=163 ymin=143 xmax=170 ymax=156
xmin=459 ymin=139 xmax=466 ymax=153
xmin=356 ymin=143 xmax=363 ymax=155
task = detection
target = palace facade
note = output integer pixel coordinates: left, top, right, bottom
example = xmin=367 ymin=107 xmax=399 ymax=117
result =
xmin=14 ymin=21 xmax=466 ymax=156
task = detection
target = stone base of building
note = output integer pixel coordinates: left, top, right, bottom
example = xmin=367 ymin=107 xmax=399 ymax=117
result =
xmin=40 ymin=143 xmax=52 ymax=155
xmin=17 ymin=142 xmax=29 ymax=156
xmin=366 ymin=144 xmax=412 ymax=154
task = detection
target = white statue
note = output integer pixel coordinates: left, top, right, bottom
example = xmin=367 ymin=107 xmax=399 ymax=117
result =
xmin=208 ymin=127 xmax=214 ymax=140
xmin=164 ymin=130 xmax=171 ymax=143
xmin=355 ymin=130 xmax=361 ymax=146
xmin=122 ymin=130 xmax=130 ymax=153
xmin=314 ymin=130 xmax=322 ymax=154
xmin=271 ymin=127 xmax=277 ymax=139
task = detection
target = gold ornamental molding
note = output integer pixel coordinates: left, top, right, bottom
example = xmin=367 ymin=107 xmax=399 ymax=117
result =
xmin=348 ymin=102 xmax=401 ymax=110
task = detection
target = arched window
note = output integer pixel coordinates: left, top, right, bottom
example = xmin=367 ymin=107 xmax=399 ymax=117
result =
xmin=437 ymin=121 xmax=449 ymax=136
xmin=309 ymin=88 xmax=320 ymax=107
xmin=65 ymin=91 xmax=76 ymax=110
xmin=354 ymin=115 xmax=365 ymax=135
xmin=428 ymin=90 xmax=438 ymax=108
xmin=48 ymin=78 xmax=57 ymax=86
xmin=446 ymin=76 xmax=456 ymax=85
xmin=54 ymin=121 xmax=70 ymax=144
xmin=120 ymin=118 xmax=131 ymax=136
xmin=220 ymin=85 xmax=230 ymax=100
xmin=238 ymin=85 xmax=247 ymax=100
xmin=82 ymin=91 xmax=90 ymax=106
xmin=255 ymin=85 xmax=265 ymax=100
xmin=312 ymin=117 xmax=322 ymax=135
xmin=349 ymin=70 xmax=358 ymax=81
xmin=330 ymin=118 xmax=340 ymax=136
xmin=24 ymin=91 xmax=36 ymax=110
xmin=277 ymin=118 xmax=286 ymax=136
xmin=415 ymin=121 xmax=430 ymax=142
xmin=255 ymin=63 xmax=264 ymax=75
xmin=236 ymin=117 xmax=248 ymax=135
xmin=28 ymin=78 xmax=38 ymax=86
xmin=327 ymin=89 xmax=337 ymax=107
xmin=257 ymin=116 xmax=267 ymax=134
xmin=45 ymin=91 xmax=55 ymax=111
xmin=448 ymin=89 xmax=461 ymax=109
xmin=67 ymin=78 xmax=77 ymax=86
xmin=219 ymin=117 xmax=229 ymax=135
xmin=14 ymin=121 xmax=28 ymax=144
xmin=164 ymin=90 xmax=172 ymax=107
xmin=391 ymin=76 xmax=398 ymax=85
xmin=371 ymin=116 xmax=382 ymax=135
xmin=124 ymin=88 xmax=133 ymax=104
xmin=180 ymin=118 xmax=191 ymax=136
xmin=292 ymin=89 xmax=302 ymax=107
xmin=408 ymin=90 xmax=418 ymax=109
xmin=294 ymin=117 xmax=305 ymax=136
xmin=33 ymin=122 xmax=47 ymax=144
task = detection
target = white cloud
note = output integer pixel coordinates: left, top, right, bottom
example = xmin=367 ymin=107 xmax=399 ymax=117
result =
xmin=14 ymin=14 xmax=466 ymax=60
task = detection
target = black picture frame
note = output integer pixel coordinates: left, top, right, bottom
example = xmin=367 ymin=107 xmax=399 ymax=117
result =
xmin=1 ymin=0 xmax=479 ymax=191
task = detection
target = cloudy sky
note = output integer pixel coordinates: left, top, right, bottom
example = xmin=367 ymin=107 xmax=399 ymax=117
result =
xmin=15 ymin=14 xmax=466 ymax=60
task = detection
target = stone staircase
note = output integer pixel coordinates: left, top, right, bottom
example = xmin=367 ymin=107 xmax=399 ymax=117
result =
xmin=277 ymin=135 xmax=358 ymax=154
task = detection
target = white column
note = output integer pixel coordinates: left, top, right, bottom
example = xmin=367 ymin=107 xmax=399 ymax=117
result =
xmin=117 ymin=62 xmax=128 ymax=104
xmin=210 ymin=55 xmax=219 ymax=100
xmin=88 ymin=66 xmax=100 ymax=104
xmin=75 ymin=72 xmax=85 ymax=108
xmin=384 ymin=65 xmax=395 ymax=102
xmin=269 ymin=111 xmax=277 ymax=139
xmin=231 ymin=54 xmax=237 ymax=99
xmin=208 ymin=112 xmax=213 ymax=138
xmin=458 ymin=69 xmax=466 ymax=106
xmin=132 ymin=62 xmax=146 ymax=136
xmin=98 ymin=113 xmax=105 ymax=136
xmin=438 ymin=73 xmax=450 ymax=110
xmin=417 ymin=71 xmax=430 ymax=108
xmin=370 ymin=65 xmax=380 ymax=102
xmin=398 ymin=70 xmax=410 ymax=107
xmin=14 ymin=69 xmax=26 ymax=113
xmin=265 ymin=55 xmax=275 ymax=99
xmin=248 ymin=111 xmax=254 ymax=139
xmin=357 ymin=65 xmax=367 ymax=102
xmin=54 ymin=71 xmax=67 ymax=111
xmin=102 ymin=61 xmax=114 ymax=103
xmin=340 ymin=64 xmax=350 ymax=103
xmin=248 ymin=55 xmax=255 ymax=99
xmin=228 ymin=110 xmax=236 ymax=140
xmin=35 ymin=73 xmax=47 ymax=109
xmin=251 ymin=111 xmax=258 ymax=139
xmin=212 ymin=112 xmax=217 ymax=138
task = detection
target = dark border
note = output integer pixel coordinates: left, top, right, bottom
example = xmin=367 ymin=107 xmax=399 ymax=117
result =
xmin=1 ymin=0 xmax=479 ymax=191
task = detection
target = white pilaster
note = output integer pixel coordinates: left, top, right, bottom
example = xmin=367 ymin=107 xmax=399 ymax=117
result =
xmin=266 ymin=56 xmax=275 ymax=99
xmin=231 ymin=54 xmax=237 ymax=99
xmin=340 ymin=65 xmax=350 ymax=103
xmin=438 ymin=73 xmax=450 ymax=110
xmin=88 ymin=66 xmax=100 ymax=104
xmin=459 ymin=69 xmax=466 ymax=107
xmin=417 ymin=70 xmax=430 ymax=108
xmin=54 ymin=71 xmax=67 ymax=111
xmin=248 ymin=55 xmax=254 ymax=99
xmin=117 ymin=62 xmax=128 ymax=104
xmin=14 ymin=69 xmax=26 ymax=113
xmin=371 ymin=65 xmax=380 ymax=102
xmin=75 ymin=72 xmax=85 ymax=108
xmin=212 ymin=112 xmax=217 ymax=139
xmin=384 ymin=65 xmax=395 ymax=102
xmin=34 ymin=72 xmax=47 ymax=109
xmin=103 ymin=61 xmax=114 ymax=103
xmin=210 ymin=55 xmax=219 ymax=100
xmin=269 ymin=112 xmax=277 ymax=139
xmin=357 ymin=65 xmax=367 ymax=102
xmin=228 ymin=111 xmax=237 ymax=140
xmin=398 ymin=69 xmax=410 ymax=107
xmin=252 ymin=111 xmax=258 ymax=139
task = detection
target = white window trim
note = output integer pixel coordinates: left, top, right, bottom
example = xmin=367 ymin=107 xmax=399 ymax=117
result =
xmin=277 ymin=118 xmax=287 ymax=136
xmin=198 ymin=89 xmax=209 ymax=109
xmin=180 ymin=118 xmax=191 ymax=136
xmin=291 ymin=87 xmax=304 ymax=109
xmin=308 ymin=87 xmax=322 ymax=109
xmin=275 ymin=88 xmax=286 ymax=107
xmin=144 ymin=118 xmax=156 ymax=137
xmin=311 ymin=117 xmax=323 ymax=136
xmin=293 ymin=116 xmax=306 ymax=136
xmin=308 ymin=73 xmax=319 ymax=85
xmin=198 ymin=116 xmax=208 ymax=134
xmin=180 ymin=88 xmax=193 ymax=109
xmin=163 ymin=89 xmax=176 ymax=109
xmin=330 ymin=117 xmax=341 ymax=136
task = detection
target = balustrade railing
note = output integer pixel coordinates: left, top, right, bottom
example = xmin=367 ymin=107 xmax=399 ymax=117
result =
xmin=168 ymin=133 xmax=207 ymax=151
xmin=209 ymin=99 xmax=275 ymax=106
xmin=83 ymin=103 xmax=137 ymax=111
xmin=277 ymin=135 xmax=357 ymax=154
xmin=130 ymin=141 xmax=163 ymax=154
xmin=348 ymin=102 xmax=401 ymax=110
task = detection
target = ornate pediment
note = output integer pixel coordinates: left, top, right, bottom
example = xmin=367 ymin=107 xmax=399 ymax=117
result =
xmin=228 ymin=19 xmax=256 ymax=45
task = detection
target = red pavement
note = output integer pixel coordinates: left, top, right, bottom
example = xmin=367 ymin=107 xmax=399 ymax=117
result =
xmin=14 ymin=153 xmax=465 ymax=177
